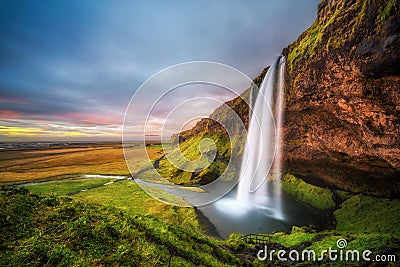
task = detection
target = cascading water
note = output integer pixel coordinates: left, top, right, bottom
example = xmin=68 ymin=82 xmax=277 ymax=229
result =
xmin=198 ymin=56 xmax=326 ymax=236
xmin=173 ymin=56 xmax=325 ymax=237
xmin=236 ymin=55 xmax=285 ymax=219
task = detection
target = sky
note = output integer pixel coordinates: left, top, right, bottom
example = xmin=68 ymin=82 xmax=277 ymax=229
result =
xmin=0 ymin=0 xmax=319 ymax=142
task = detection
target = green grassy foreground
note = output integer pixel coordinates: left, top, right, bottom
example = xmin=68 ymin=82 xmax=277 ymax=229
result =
xmin=27 ymin=178 xmax=118 ymax=195
xmin=334 ymin=194 xmax=400 ymax=234
xmin=72 ymin=180 xmax=200 ymax=231
xmin=2 ymin=175 xmax=400 ymax=266
xmin=23 ymin=178 xmax=200 ymax=232
xmin=0 ymin=187 xmax=242 ymax=266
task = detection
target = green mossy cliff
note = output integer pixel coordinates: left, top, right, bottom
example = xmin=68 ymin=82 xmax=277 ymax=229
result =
xmin=282 ymin=173 xmax=336 ymax=210
xmin=282 ymin=0 xmax=400 ymax=196
xmin=156 ymin=0 xmax=399 ymax=197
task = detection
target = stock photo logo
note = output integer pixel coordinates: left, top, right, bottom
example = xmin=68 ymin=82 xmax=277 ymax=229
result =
xmin=122 ymin=60 xmax=282 ymax=207
xmin=257 ymin=238 xmax=396 ymax=263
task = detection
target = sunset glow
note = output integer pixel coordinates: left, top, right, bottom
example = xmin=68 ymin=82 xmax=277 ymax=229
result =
xmin=0 ymin=0 xmax=318 ymax=142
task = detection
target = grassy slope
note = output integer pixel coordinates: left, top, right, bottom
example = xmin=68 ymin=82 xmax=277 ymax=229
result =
xmin=283 ymin=173 xmax=400 ymax=234
xmin=23 ymin=178 xmax=199 ymax=233
xmin=72 ymin=180 xmax=200 ymax=231
xmin=334 ymin=194 xmax=400 ymax=234
xmin=154 ymin=86 xmax=254 ymax=186
xmin=0 ymin=187 xmax=242 ymax=267
xmin=156 ymin=132 xmax=232 ymax=185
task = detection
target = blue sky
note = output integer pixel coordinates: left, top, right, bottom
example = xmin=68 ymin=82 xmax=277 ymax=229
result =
xmin=0 ymin=0 xmax=319 ymax=141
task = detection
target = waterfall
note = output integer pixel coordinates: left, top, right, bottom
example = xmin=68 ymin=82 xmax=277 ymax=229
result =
xmin=236 ymin=55 xmax=285 ymax=219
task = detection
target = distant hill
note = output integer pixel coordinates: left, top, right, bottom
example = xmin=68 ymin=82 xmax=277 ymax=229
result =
xmin=153 ymin=67 xmax=269 ymax=185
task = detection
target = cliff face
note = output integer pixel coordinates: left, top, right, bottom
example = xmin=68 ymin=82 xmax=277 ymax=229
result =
xmin=282 ymin=0 xmax=400 ymax=196
xmin=157 ymin=0 xmax=400 ymax=195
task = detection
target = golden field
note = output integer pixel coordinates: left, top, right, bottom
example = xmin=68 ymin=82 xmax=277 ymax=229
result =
xmin=0 ymin=143 xmax=163 ymax=185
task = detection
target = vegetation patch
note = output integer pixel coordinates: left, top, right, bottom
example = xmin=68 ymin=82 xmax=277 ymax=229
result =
xmin=334 ymin=194 xmax=400 ymax=234
xmin=380 ymin=0 xmax=397 ymax=21
xmin=304 ymin=232 xmax=399 ymax=264
xmin=334 ymin=189 xmax=352 ymax=201
xmin=269 ymin=227 xmax=317 ymax=248
xmin=156 ymin=132 xmax=231 ymax=185
xmin=282 ymin=173 xmax=336 ymax=210
xmin=71 ymin=180 xmax=200 ymax=231
xmin=26 ymin=178 xmax=118 ymax=195
xmin=0 ymin=187 xmax=241 ymax=266
xmin=286 ymin=0 xmax=400 ymax=70
xmin=287 ymin=22 xmax=322 ymax=69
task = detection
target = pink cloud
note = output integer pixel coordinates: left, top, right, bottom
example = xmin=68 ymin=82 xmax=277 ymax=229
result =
xmin=53 ymin=112 xmax=120 ymax=126
xmin=0 ymin=109 xmax=24 ymax=119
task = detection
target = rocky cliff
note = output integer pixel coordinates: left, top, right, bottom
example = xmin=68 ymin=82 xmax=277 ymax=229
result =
xmin=282 ymin=0 xmax=400 ymax=196
xmin=156 ymin=0 xmax=399 ymax=195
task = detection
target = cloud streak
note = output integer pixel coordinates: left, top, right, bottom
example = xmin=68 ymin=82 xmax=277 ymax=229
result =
xmin=0 ymin=0 xmax=319 ymax=141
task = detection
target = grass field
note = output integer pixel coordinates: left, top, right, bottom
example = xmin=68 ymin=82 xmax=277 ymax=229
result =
xmin=0 ymin=143 xmax=201 ymax=232
xmin=1 ymin=143 xmax=400 ymax=266
xmin=26 ymin=178 xmax=119 ymax=195
xmin=23 ymin=178 xmax=201 ymax=232
xmin=0 ymin=187 xmax=242 ymax=267
xmin=71 ymin=180 xmax=200 ymax=231
xmin=0 ymin=143 xmax=162 ymax=185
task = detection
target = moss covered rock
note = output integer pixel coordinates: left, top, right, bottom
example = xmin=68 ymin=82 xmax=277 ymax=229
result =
xmin=282 ymin=0 xmax=400 ymax=196
xmin=282 ymin=173 xmax=336 ymax=210
xmin=334 ymin=194 xmax=400 ymax=234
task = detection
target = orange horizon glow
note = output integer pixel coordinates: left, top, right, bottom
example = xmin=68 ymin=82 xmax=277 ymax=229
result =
xmin=0 ymin=109 xmax=123 ymax=141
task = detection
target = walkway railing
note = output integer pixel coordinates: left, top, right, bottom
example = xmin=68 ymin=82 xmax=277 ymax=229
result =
xmin=242 ymin=234 xmax=270 ymax=245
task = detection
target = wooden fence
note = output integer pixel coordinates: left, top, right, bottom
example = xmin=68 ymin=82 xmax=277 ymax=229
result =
xmin=242 ymin=234 xmax=270 ymax=245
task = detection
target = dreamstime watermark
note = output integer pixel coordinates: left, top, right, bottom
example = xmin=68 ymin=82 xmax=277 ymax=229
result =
xmin=122 ymin=61 xmax=277 ymax=207
xmin=257 ymin=238 xmax=396 ymax=263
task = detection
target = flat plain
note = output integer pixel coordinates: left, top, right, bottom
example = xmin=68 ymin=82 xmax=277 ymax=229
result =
xmin=0 ymin=143 xmax=162 ymax=185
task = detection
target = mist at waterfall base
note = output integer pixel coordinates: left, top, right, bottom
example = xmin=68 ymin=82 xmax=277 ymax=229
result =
xmin=200 ymin=185 xmax=326 ymax=238
xmin=216 ymin=55 xmax=285 ymax=219
xmin=199 ymin=56 xmax=326 ymax=238
xmin=236 ymin=55 xmax=285 ymax=219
